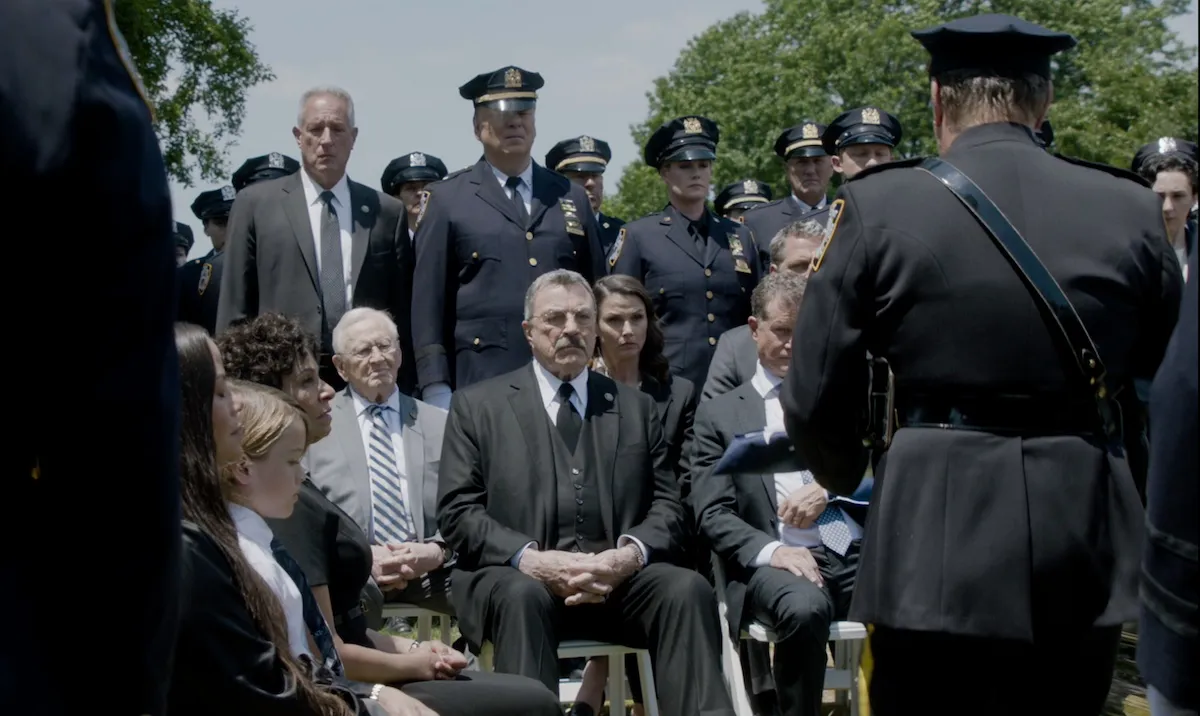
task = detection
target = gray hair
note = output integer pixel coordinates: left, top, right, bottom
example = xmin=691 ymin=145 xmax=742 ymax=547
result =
xmin=936 ymin=70 xmax=1050 ymax=133
xmin=523 ymin=269 xmax=595 ymax=321
xmin=332 ymin=307 xmax=397 ymax=355
xmin=769 ymin=218 xmax=826 ymax=266
xmin=751 ymin=271 xmax=808 ymax=320
xmin=297 ymin=85 xmax=356 ymax=128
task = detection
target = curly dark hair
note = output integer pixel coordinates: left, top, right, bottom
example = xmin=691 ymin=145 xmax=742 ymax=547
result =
xmin=1139 ymin=153 xmax=1199 ymax=195
xmin=216 ymin=313 xmax=320 ymax=390
xmin=593 ymin=274 xmax=671 ymax=385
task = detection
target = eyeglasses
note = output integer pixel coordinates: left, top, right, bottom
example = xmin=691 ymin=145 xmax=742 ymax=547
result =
xmin=533 ymin=309 xmax=595 ymax=329
xmin=347 ymin=340 xmax=396 ymax=359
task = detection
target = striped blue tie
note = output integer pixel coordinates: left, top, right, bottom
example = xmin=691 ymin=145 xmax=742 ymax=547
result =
xmin=366 ymin=404 xmax=416 ymax=544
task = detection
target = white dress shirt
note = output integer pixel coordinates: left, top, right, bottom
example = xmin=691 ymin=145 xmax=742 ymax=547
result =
xmin=351 ymin=386 xmax=412 ymax=543
xmin=229 ymin=503 xmax=313 ymax=659
xmin=749 ymin=362 xmax=862 ymax=567
xmin=299 ymin=169 xmax=354 ymax=307
xmin=791 ymin=194 xmax=828 ymax=215
xmin=488 ymin=160 xmax=534 ymax=215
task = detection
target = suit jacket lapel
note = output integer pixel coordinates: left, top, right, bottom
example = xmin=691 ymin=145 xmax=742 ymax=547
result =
xmin=732 ymin=387 xmax=777 ymax=513
xmin=585 ymin=375 xmax=619 ymax=541
xmin=281 ymin=174 xmax=319 ymax=290
xmin=332 ymin=390 xmax=372 ymax=530
xmin=663 ymin=206 xmax=705 ymax=267
xmin=507 ymin=365 xmax=554 ymax=544
xmin=347 ymin=181 xmax=371 ymax=295
xmin=396 ymin=393 xmax=427 ymax=539
xmin=471 ymin=159 xmax=523 ymax=228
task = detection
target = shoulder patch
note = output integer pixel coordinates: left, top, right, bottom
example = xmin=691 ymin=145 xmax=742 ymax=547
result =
xmin=103 ymin=0 xmax=153 ymax=118
xmin=608 ymin=227 xmax=627 ymax=268
xmin=810 ymin=198 xmax=845 ymax=273
xmin=197 ymin=263 xmax=214 ymax=295
xmin=414 ymin=190 xmax=432 ymax=230
xmin=847 ymin=156 xmax=925 ymax=183
xmin=1054 ymin=154 xmax=1150 ymax=187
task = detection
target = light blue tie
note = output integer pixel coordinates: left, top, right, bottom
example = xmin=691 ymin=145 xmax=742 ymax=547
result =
xmin=366 ymin=404 xmax=416 ymax=544
xmin=800 ymin=470 xmax=852 ymax=555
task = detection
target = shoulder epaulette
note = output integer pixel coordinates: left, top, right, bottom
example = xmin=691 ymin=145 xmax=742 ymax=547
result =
xmin=1054 ymin=154 xmax=1150 ymax=187
xmin=848 ymin=156 xmax=926 ymax=182
xmin=436 ymin=166 xmax=472 ymax=186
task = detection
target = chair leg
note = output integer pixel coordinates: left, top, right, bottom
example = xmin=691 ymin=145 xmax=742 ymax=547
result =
xmin=834 ymin=643 xmax=850 ymax=707
xmin=635 ymin=650 xmax=660 ymax=716
xmin=848 ymin=641 xmax=864 ymax=716
xmin=609 ymin=650 xmax=626 ymax=715
xmin=416 ymin=613 xmax=433 ymax=641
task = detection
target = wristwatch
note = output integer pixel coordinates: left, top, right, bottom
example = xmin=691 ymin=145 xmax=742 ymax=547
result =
xmin=437 ymin=541 xmax=454 ymax=565
xmin=369 ymin=683 xmax=385 ymax=701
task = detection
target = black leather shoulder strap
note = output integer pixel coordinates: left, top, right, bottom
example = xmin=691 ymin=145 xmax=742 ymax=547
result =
xmin=917 ymin=157 xmax=1120 ymax=443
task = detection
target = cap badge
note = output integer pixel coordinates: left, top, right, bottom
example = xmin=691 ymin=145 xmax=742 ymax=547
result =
xmin=1158 ymin=137 xmax=1178 ymax=154
xmin=862 ymin=107 xmax=881 ymax=125
xmin=802 ymin=123 xmax=819 ymax=139
xmin=579 ymin=135 xmax=596 ymax=153
xmin=504 ymin=67 xmax=522 ymax=88
xmin=683 ymin=117 xmax=703 ymax=134
xmin=410 ymin=152 xmax=427 ymax=167
xmin=268 ymin=152 xmax=284 ymax=169
xmin=743 ymin=179 xmax=759 ymax=194
xmin=220 ymin=185 xmax=236 ymax=201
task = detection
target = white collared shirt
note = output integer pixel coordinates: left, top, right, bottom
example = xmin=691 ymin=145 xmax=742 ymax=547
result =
xmin=299 ymin=169 xmax=354 ymax=306
xmin=229 ymin=503 xmax=313 ymax=659
xmin=488 ymin=160 xmax=533 ymax=215
xmin=791 ymin=194 xmax=827 ymax=215
xmin=531 ymin=360 xmax=589 ymax=423
xmin=351 ymin=386 xmax=410 ymax=543
xmin=749 ymin=361 xmax=862 ymax=566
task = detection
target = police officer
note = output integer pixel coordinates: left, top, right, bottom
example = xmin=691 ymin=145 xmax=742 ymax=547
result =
xmin=1131 ymin=137 xmax=1197 ymax=274
xmin=714 ymin=178 xmax=773 ymax=222
xmin=545 ymin=135 xmax=626 ymax=256
xmin=231 ymin=151 xmax=301 ymax=191
xmin=3 ymin=1 xmax=180 ymax=714
xmin=822 ymin=106 xmax=903 ymax=180
xmin=174 ymin=221 xmax=195 ymax=266
xmin=743 ymin=120 xmax=833 ymax=258
xmin=780 ymin=14 xmax=1183 ymax=713
xmin=177 ymin=185 xmax=235 ymax=334
xmin=381 ymin=151 xmax=448 ymax=243
xmin=610 ymin=116 xmax=762 ymax=389
xmin=411 ymin=66 xmax=604 ymax=407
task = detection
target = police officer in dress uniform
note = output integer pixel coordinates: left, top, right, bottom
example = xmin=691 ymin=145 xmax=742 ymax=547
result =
xmin=381 ymin=151 xmax=449 ymax=244
xmin=780 ymin=14 xmax=1183 ymax=714
xmin=174 ymin=221 xmax=195 ymax=266
xmin=714 ymin=178 xmax=773 ymax=222
xmin=744 ymin=120 xmax=834 ymax=265
xmin=411 ymin=66 xmax=604 ymax=408
xmin=177 ymin=185 xmax=235 ymax=334
xmin=822 ymin=106 xmax=903 ymax=180
xmin=610 ymin=116 xmax=762 ymax=390
xmin=1132 ymin=137 xmax=1198 ymax=274
xmin=3 ymin=2 xmax=181 ymax=714
xmin=231 ymin=151 xmax=301 ymax=191
xmin=545 ymin=135 xmax=626 ymax=256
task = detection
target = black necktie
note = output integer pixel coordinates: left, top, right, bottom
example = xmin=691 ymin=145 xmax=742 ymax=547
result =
xmin=505 ymin=175 xmax=529 ymax=228
xmin=556 ymin=382 xmax=582 ymax=453
xmin=270 ymin=537 xmax=345 ymax=676
xmin=318 ymin=190 xmax=347 ymax=350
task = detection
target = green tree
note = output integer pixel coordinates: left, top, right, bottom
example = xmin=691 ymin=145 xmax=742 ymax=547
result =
xmin=607 ymin=0 xmax=1199 ymax=221
xmin=115 ymin=0 xmax=274 ymax=186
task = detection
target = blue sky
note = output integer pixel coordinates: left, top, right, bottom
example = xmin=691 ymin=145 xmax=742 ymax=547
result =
xmin=172 ymin=0 xmax=1199 ymax=256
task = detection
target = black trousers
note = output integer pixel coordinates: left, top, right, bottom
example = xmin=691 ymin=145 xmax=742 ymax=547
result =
xmin=477 ymin=563 xmax=736 ymax=716
xmin=868 ymin=625 xmax=1122 ymax=715
xmin=399 ymin=670 xmax=561 ymax=716
xmin=744 ymin=543 xmax=859 ymax=716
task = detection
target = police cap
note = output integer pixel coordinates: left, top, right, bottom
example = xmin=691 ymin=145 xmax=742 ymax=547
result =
xmin=774 ymin=121 xmax=828 ymax=160
xmin=911 ymin=14 xmax=1077 ymax=79
xmin=381 ymin=152 xmax=448 ymax=194
xmin=644 ymin=116 xmax=719 ymax=168
xmin=715 ymin=179 xmax=773 ymax=216
xmin=459 ymin=66 xmax=543 ymax=112
xmin=822 ymin=107 xmax=903 ymax=155
xmin=1131 ymin=137 xmax=1199 ymax=175
xmin=190 ymin=185 xmax=236 ymax=221
xmin=174 ymin=221 xmax=194 ymax=252
xmin=232 ymin=152 xmax=301 ymax=192
xmin=546 ymin=136 xmax=612 ymax=174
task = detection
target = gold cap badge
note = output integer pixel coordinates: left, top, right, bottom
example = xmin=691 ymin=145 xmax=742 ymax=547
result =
xmin=504 ymin=68 xmax=522 ymax=88
xmin=683 ymin=117 xmax=703 ymax=134
xmin=743 ymin=179 xmax=758 ymax=194
xmin=862 ymin=107 xmax=881 ymax=125
xmin=579 ymin=136 xmax=596 ymax=153
xmin=802 ymin=123 xmax=819 ymax=139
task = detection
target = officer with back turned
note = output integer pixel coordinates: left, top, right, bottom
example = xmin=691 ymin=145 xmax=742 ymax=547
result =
xmin=411 ymin=66 xmax=604 ymax=408
xmin=780 ymin=14 xmax=1182 ymax=713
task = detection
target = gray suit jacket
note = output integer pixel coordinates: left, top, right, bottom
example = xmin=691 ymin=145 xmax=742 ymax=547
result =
xmin=305 ymin=388 xmax=448 ymax=543
xmin=701 ymin=324 xmax=758 ymax=401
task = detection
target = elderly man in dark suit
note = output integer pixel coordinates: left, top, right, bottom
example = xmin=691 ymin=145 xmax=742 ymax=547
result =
xmin=216 ymin=86 xmax=415 ymax=394
xmin=437 ymin=269 xmax=735 ymax=716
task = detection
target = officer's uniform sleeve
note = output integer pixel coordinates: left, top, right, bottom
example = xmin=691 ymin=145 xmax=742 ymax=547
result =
xmin=411 ymin=185 xmax=455 ymax=389
xmin=780 ymin=188 xmax=871 ymax=496
xmin=216 ymin=191 xmax=258 ymax=334
xmin=609 ymin=223 xmax=644 ymax=279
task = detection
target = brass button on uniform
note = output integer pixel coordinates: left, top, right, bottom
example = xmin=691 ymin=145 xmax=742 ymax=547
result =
xmin=529 ymin=257 xmax=538 ymax=266
xmin=571 ymin=468 xmax=580 ymax=475
xmin=472 ymin=337 xmax=481 ymax=346
xmin=659 ymin=288 xmax=665 ymax=295
xmin=526 ymin=231 xmax=534 ymax=241
xmin=707 ymin=313 xmax=715 ymax=322
xmin=708 ymin=337 xmax=717 ymax=346
xmin=704 ymin=268 xmax=712 ymax=277
xmin=471 ymin=251 xmax=479 ymax=259
xmin=705 ymin=290 xmax=713 ymax=300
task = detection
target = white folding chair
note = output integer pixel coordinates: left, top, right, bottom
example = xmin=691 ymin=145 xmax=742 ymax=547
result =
xmin=379 ymin=603 xmax=451 ymax=642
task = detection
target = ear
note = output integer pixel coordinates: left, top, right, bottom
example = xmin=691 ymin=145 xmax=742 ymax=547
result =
xmin=931 ymin=78 xmax=944 ymax=130
xmin=350 ymin=126 xmax=359 ymax=147
xmin=292 ymin=125 xmax=302 ymax=146
xmin=522 ymin=320 xmax=533 ymax=344
xmin=748 ymin=315 xmax=760 ymax=339
xmin=831 ymin=154 xmax=845 ymax=175
xmin=332 ymin=355 xmax=349 ymax=382
xmin=769 ymin=264 xmax=779 ymax=274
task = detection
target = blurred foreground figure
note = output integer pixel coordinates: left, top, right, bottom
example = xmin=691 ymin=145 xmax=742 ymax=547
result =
xmin=1 ymin=1 xmax=180 ymax=714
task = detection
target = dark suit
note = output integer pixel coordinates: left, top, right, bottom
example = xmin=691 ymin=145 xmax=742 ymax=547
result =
xmin=216 ymin=171 xmax=415 ymax=393
xmin=597 ymin=211 xmax=625 ymax=258
xmin=701 ymin=325 xmax=758 ymax=401
xmin=437 ymin=365 xmax=733 ymax=716
xmin=177 ymin=249 xmax=224 ymax=335
xmin=3 ymin=2 xmax=180 ymax=714
xmin=693 ymin=382 xmax=862 ymax=716
xmin=782 ymin=122 xmax=1183 ymax=712
xmin=411 ymin=160 xmax=605 ymax=392
xmin=743 ymin=197 xmax=829 ymax=266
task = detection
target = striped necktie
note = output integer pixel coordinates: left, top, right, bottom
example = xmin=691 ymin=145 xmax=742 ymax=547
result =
xmin=270 ymin=538 xmax=344 ymax=676
xmin=366 ymin=403 xmax=416 ymax=544
xmin=799 ymin=470 xmax=852 ymax=555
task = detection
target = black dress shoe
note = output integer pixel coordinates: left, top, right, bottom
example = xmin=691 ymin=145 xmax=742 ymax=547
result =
xmin=568 ymin=704 xmax=595 ymax=716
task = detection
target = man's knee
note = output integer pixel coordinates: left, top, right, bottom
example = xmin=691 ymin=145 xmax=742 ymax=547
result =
xmin=490 ymin=570 xmax=554 ymax=616
xmin=654 ymin=564 xmax=715 ymax=607
xmin=773 ymin=582 xmax=833 ymax=644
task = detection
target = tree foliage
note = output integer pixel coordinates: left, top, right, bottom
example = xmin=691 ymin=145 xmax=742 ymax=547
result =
xmin=606 ymin=0 xmax=1199 ymax=221
xmin=115 ymin=0 xmax=273 ymax=186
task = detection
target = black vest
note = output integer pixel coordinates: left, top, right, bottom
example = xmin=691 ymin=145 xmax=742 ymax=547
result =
xmin=546 ymin=410 xmax=609 ymax=554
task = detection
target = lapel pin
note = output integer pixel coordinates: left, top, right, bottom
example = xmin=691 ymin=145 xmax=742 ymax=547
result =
xmin=360 ymin=204 xmax=369 ymax=213
xmin=604 ymin=392 xmax=614 ymax=401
